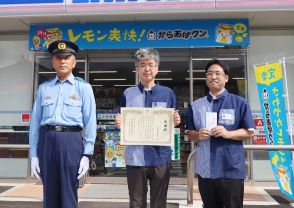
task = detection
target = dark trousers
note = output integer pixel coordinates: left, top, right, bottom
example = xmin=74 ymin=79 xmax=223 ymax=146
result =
xmin=198 ymin=175 xmax=244 ymax=208
xmin=126 ymin=165 xmax=170 ymax=208
xmin=37 ymin=128 xmax=83 ymax=208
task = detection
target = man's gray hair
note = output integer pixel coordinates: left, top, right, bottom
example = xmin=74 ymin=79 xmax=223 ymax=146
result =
xmin=134 ymin=48 xmax=160 ymax=66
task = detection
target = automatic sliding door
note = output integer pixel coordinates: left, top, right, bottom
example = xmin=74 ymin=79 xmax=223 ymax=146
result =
xmin=88 ymin=58 xmax=135 ymax=176
xmin=36 ymin=57 xmax=86 ymax=85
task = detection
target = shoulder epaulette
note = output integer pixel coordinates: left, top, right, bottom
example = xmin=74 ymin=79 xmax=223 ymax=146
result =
xmin=75 ymin=77 xmax=87 ymax=83
xmin=40 ymin=77 xmax=53 ymax=86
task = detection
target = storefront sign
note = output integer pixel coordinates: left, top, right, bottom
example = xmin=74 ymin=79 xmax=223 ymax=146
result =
xmin=29 ymin=19 xmax=249 ymax=50
xmin=252 ymin=114 xmax=266 ymax=144
xmin=254 ymin=61 xmax=294 ymax=199
xmin=252 ymin=135 xmax=267 ymax=145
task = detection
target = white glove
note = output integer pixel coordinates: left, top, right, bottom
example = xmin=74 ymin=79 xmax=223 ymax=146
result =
xmin=77 ymin=156 xmax=89 ymax=180
xmin=31 ymin=157 xmax=41 ymax=180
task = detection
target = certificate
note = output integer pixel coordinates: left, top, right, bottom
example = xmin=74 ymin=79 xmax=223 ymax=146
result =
xmin=206 ymin=112 xmax=217 ymax=130
xmin=120 ymin=107 xmax=174 ymax=146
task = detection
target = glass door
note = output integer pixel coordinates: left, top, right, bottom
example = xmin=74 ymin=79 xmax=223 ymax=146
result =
xmin=155 ymin=56 xmax=191 ymax=176
xmin=88 ymin=56 xmax=135 ymax=176
xmin=35 ymin=56 xmax=86 ymax=86
xmin=87 ymin=51 xmax=192 ymax=177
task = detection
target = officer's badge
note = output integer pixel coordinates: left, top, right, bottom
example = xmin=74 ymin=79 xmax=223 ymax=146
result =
xmin=69 ymin=94 xmax=78 ymax=100
xmin=44 ymin=96 xmax=51 ymax=100
xmin=58 ymin=42 xmax=66 ymax=51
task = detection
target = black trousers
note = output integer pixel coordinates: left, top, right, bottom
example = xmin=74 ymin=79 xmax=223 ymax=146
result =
xmin=198 ymin=175 xmax=244 ymax=208
xmin=37 ymin=128 xmax=83 ymax=208
xmin=126 ymin=165 xmax=170 ymax=208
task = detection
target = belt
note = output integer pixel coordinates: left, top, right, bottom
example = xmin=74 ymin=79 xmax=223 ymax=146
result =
xmin=43 ymin=125 xmax=82 ymax=132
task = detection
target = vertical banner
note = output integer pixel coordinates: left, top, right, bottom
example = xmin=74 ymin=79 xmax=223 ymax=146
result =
xmin=104 ymin=130 xmax=126 ymax=168
xmin=254 ymin=61 xmax=294 ymax=198
xmin=172 ymin=128 xmax=181 ymax=160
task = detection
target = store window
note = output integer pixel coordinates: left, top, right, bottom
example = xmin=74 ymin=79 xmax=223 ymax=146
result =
xmin=36 ymin=57 xmax=86 ymax=85
xmin=33 ymin=48 xmax=249 ymax=179
xmin=88 ymin=58 xmax=135 ymax=176
xmin=0 ymin=35 xmax=33 ymax=178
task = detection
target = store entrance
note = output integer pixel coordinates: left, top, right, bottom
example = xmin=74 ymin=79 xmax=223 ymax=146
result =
xmin=34 ymin=48 xmax=249 ymax=178
xmin=87 ymin=50 xmax=191 ymax=177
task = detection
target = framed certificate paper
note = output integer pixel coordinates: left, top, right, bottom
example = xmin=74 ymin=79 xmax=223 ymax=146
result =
xmin=120 ymin=107 xmax=174 ymax=146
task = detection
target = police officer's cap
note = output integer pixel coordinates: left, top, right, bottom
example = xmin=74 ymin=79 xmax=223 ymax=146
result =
xmin=48 ymin=40 xmax=79 ymax=57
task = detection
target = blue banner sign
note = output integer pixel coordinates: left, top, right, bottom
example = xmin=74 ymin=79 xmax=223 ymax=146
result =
xmin=0 ymin=0 xmax=63 ymax=4
xmin=104 ymin=130 xmax=126 ymax=168
xmin=254 ymin=61 xmax=294 ymax=199
xmin=29 ymin=19 xmax=249 ymax=50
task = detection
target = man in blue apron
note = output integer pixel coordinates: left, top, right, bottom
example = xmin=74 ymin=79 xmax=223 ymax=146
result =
xmin=185 ymin=59 xmax=255 ymax=208
xmin=29 ymin=40 xmax=96 ymax=208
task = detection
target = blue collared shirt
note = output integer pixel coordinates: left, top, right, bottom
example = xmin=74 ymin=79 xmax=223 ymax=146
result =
xmin=29 ymin=74 xmax=97 ymax=158
xmin=185 ymin=90 xmax=255 ymax=179
xmin=121 ymin=83 xmax=177 ymax=166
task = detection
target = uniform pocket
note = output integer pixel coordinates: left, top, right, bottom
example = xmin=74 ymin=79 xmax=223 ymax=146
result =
xmin=41 ymin=99 xmax=55 ymax=118
xmin=64 ymin=98 xmax=82 ymax=119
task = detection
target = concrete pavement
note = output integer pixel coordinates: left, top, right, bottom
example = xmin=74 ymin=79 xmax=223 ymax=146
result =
xmin=0 ymin=177 xmax=290 ymax=208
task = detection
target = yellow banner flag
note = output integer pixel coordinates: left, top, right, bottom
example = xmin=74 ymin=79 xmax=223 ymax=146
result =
xmin=254 ymin=62 xmax=283 ymax=86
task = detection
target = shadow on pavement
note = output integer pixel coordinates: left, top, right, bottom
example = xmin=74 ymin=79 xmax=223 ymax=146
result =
xmin=0 ymin=201 xmax=179 ymax=208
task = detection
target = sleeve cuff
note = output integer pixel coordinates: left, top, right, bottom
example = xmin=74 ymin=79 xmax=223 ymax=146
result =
xmin=83 ymin=154 xmax=92 ymax=159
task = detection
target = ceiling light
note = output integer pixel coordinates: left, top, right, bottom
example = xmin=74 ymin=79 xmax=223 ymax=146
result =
xmin=185 ymin=78 xmax=206 ymax=80
xmin=79 ymin=70 xmax=118 ymax=73
xmin=187 ymin=70 xmax=206 ymax=72
xmin=132 ymin=70 xmax=172 ymax=73
xmin=91 ymin=85 xmax=103 ymax=87
xmin=155 ymin=78 xmax=173 ymax=80
xmin=192 ymin=58 xmax=239 ymax=61
xmin=94 ymin=78 xmax=126 ymax=81
xmin=114 ymin=85 xmax=135 ymax=87
xmin=38 ymin=71 xmax=56 ymax=74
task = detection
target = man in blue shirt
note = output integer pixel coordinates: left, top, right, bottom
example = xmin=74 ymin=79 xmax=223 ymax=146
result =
xmin=29 ymin=40 xmax=96 ymax=208
xmin=185 ymin=59 xmax=255 ymax=208
xmin=115 ymin=48 xmax=181 ymax=208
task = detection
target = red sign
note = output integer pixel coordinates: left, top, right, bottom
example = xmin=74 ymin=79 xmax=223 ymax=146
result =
xmin=21 ymin=114 xmax=30 ymax=123
xmin=254 ymin=118 xmax=264 ymax=127
xmin=253 ymin=135 xmax=267 ymax=145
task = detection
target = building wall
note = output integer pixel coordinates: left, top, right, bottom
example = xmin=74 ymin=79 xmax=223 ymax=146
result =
xmin=248 ymin=29 xmax=294 ymax=180
xmin=0 ymin=34 xmax=34 ymax=126
xmin=0 ymin=28 xmax=294 ymax=179
xmin=248 ymin=29 xmax=294 ymax=111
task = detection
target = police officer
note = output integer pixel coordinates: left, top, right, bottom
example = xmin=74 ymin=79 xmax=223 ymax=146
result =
xmin=29 ymin=40 xmax=96 ymax=208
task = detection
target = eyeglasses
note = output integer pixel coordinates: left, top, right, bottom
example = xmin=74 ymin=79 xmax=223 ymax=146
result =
xmin=205 ymin=71 xmax=226 ymax=77
xmin=137 ymin=64 xmax=158 ymax=70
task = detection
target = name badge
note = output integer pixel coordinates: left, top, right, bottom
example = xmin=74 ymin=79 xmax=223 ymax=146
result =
xmin=152 ymin=102 xmax=167 ymax=108
xmin=69 ymin=94 xmax=78 ymax=100
xmin=219 ymin=109 xmax=235 ymax=125
xmin=221 ymin=113 xmax=233 ymax=120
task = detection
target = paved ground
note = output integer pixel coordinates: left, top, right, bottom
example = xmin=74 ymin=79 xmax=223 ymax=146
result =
xmin=0 ymin=201 xmax=292 ymax=208
xmin=0 ymin=177 xmax=292 ymax=207
xmin=0 ymin=202 xmax=179 ymax=208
